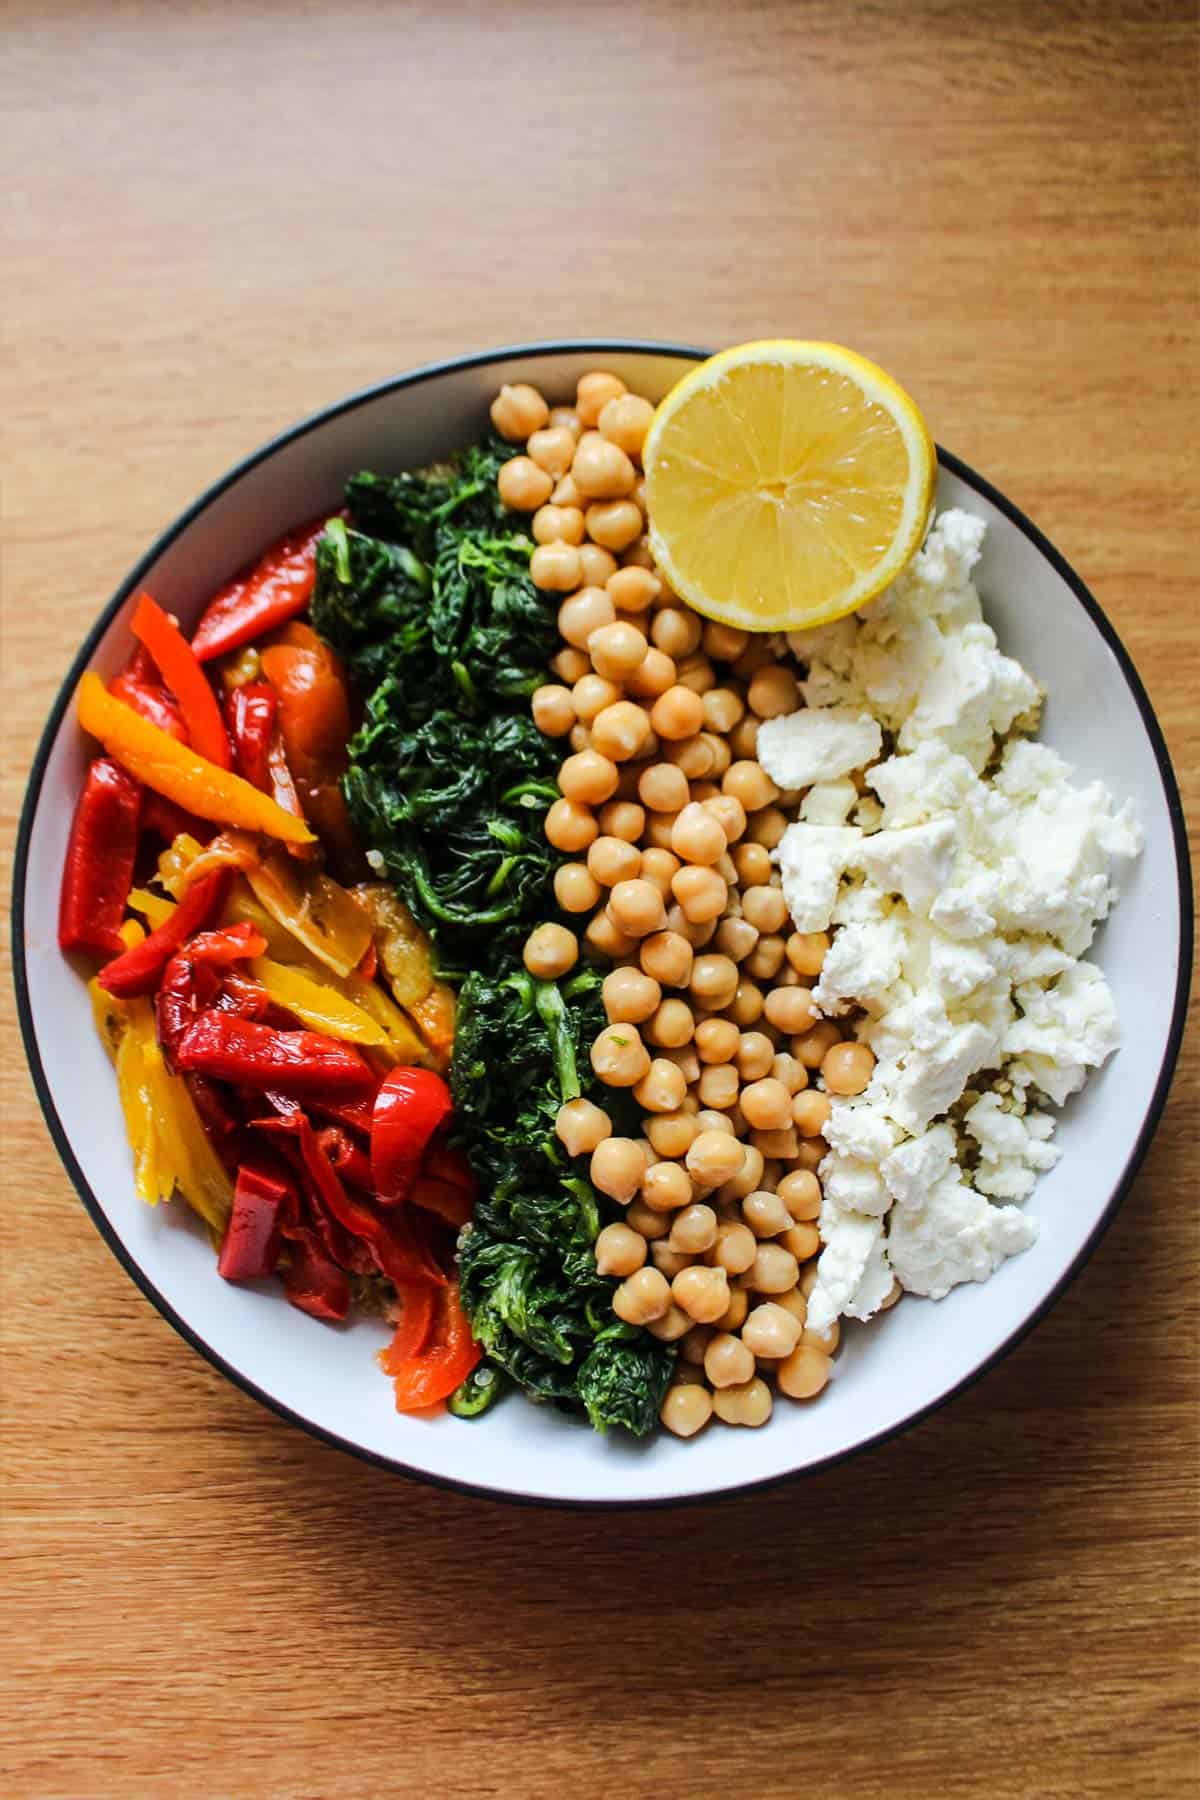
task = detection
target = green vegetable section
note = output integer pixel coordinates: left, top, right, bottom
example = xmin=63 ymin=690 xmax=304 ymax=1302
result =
xmin=312 ymin=435 xmax=673 ymax=1434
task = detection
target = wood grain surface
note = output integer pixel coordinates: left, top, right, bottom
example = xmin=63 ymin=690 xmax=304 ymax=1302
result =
xmin=3 ymin=3 xmax=1197 ymax=1796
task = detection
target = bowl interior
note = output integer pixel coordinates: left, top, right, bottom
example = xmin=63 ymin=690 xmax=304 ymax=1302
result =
xmin=17 ymin=346 xmax=1189 ymax=1504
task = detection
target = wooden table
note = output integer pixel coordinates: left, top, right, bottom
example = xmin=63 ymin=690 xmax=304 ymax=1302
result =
xmin=4 ymin=4 xmax=1197 ymax=1795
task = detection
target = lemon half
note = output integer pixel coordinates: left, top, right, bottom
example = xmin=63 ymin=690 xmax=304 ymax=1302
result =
xmin=642 ymin=340 xmax=936 ymax=632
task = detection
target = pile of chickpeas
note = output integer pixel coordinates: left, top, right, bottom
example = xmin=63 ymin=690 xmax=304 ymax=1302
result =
xmin=490 ymin=370 xmax=883 ymax=1439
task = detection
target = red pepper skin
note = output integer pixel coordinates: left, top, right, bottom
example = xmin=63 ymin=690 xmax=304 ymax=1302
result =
xmin=225 ymin=683 xmax=277 ymax=791
xmin=410 ymin=1175 xmax=473 ymax=1231
xmin=183 ymin=1074 xmax=249 ymax=1175
xmin=191 ymin=520 xmax=326 ymax=664
xmin=317 ymin=1126 xmax=374 ymax=1193
xmin=141 ymin=792 xmax=213 ymax=845
xmin=156 ymin=922 xmax=267 ymax=1062
xmin=109 ymin=646 xmax=187 ymax=742
xmin=378 ymin=1283 xmax=436 ymax=1367
xmin=281 ymin=1231 xmax=350 ymax=1322
xmin=309 ymin=1094 xmax=378 ymax=1137
xmin=371 ymin=1068 xmax=454 ymax=1206
xmin=131 ymin=594 xmax=232 ymax=768
xmin=389 ymin=1282 xmax=481 ymax=1412
xmin=421 ymin=1141 xmax=478 ymax=1198
xmin=217 ymin=1157 xmax=290 ymax=1281
xmin=294 ymin=1115 xmax=446 ymax=1287
xmin=98 ymin=870 xmax=231 ymax=999
xmin=175 ymin=1011 xmax=376 ymax=1097
xmin=58 ymin=757 xmax=143 ymax=959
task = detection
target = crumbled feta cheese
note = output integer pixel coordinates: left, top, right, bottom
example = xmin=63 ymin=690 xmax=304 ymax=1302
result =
xmin=814 ymin=913 xmax=907 ymax=1016
xmin=1003 ymin=961 xmax=1121 ymax=1105
xmin=757 ymin=706 xmax=883 ymax=789
xmin=800 ymin=779 xmax=859 ymax=826
xmin=887 ymin=1159 xmax=1037 ymax=1299
xmin=963 ymin=1093 xmax=1060 ymax=1201
xmin=857 ymin=817 xmax=959 ymax=916
xmin=774 ymin=823 xmax=862 ymax=933
xmin=805 ymin=1204 xmax=891 ymax=1334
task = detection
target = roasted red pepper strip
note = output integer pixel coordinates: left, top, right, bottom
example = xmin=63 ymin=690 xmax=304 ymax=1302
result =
xmin=421 ymin=1140 xmax=478 ymax=1197
xmin=109 ymin=646 xmax=187 ymax=742
xmin=410 ymin=1175 xmax=473 ymax=1231
xmin=175 ymin=1010 xmax=376 ymax=1097
xmin=378 ymin=1283 xmax=436 ymax=1367
xmin=389 ymin=1282 xmax=481 ymax=1412
xmin=98 ymin=870 xmax=231 ymax=999
xmin=317 ymin=1126 xmax=374 ymax=1194
xmin=281 ymin=1231 xmax=350 ymax=1322
xmin=217 ymin=1155 xmax=290 ymax=1281
xmin=308 ymin=1094 xmax=378 ymax=1137
xmin=260 ymin=625 xmax=363 ymax=877
xmin=191 ymin=520 xmax=326 ymax=664
xmin=294 ymin=1114 xmax=446 ymax=1287
xmin=183 ymin=1074 xmax=250 ymax=1175
xmin=141 ymin=791 xmax=213 ymax=845
xmin=225 ymin=683 xmax=277 ymax=791
xmin=131 ymin=593 xmax=232 ymax=768
xmin=156 ymin=922 xmax=267 ymax=1062
xmin=58 ymin=757 xmax=143 ymax=959
xmin=371 ymin=1067 xmax=454 ymax=1205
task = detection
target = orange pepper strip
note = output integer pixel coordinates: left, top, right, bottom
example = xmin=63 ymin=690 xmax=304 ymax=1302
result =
xmin=131 ymin=593 xmax=232 ymax=768
xmin=76 ymin=672 xmax=314 ymax=846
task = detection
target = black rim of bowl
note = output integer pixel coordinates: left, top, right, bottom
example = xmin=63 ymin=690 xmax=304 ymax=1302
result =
xmin=12 ymin=338 xmax=1195 ymax=1509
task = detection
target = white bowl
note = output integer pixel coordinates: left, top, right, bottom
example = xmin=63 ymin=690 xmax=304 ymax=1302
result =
xmin=14 ymin=341 xmax=1192 ymax=1506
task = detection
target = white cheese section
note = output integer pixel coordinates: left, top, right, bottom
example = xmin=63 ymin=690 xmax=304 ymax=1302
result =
xmin=775 ymin=824 xmax=862 ymax=933
xmin=757 ymin=706 xmax=883 ymax=790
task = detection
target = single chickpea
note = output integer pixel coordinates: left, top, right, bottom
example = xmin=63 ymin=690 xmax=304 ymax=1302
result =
xmin=668 ymin=905 xmax=719 ymax=948
xmin=591 ymin=1024 xmax=651 ymax=1088
xmin=498 ymin=455 xmax=554 ymax=512
xmin=549 ymin=405 xmax=584 ymax=440
xmin=644 ymin=997 xmax=696 ymax=1049
xmin=696 ymin=1065 xmax=737 ymax=1111
xmin=698 ymin=621 xmax=747 ymax=662
xmin=736 ymin=1032 xmax=776 ymax=1081
xmin=591 ymin=701 xmax=651 ymax=762
xmin=578 ymin=542 xmax=619 ymax=587
xmin=660 ymin=1383 xmax=713 ymax=1438
xmin=646 ymin=1300 xmax=693 ymax=1340
xmin=740 ymin=1077 xmax=794 ymax=1132
xmin=793 ymin=1137 xmax=828 ymax=1174
xmin=750 ymin=1126 xmax=799 ymax=1161
xmin=793 ymin=1091 xmax=832 ymax=1137
xmin=785 ymin=930 xmax=830 ymax=977
xmin=576 ymin=371 xmax=627 ymax=427
xmin=742 ymin=1301 xmax=803 ymax=1360
xmin=594 ymin=1221 xmax=647 ymax=1277
xmin=638 ymin=762 xmax=689 ymax=814
xmin=700 ymin=686 xmax=745 ymax=734
xmin=527 ymin=426 xmax=578 ymax=479
xmin=626 ymin=1200 xmax=670 ymax=1240
xmin=650 ymin=683 xmax=705 ymax=741
xmin=742 ymin=1190 xmax=793 ymax=1238
xmin=585 ymin=499 xmax=643 ymax=552
xmin=694 ymin=1108 xmax=735 ymax=1138
xmin=694 ymin=1017 xmax=740 ymax=1064
xmin=558 ymin=587 xmax=615 ymax=648
xmin=713 ymin=927 xmax=756 ymax=984
xmin=587 ymin=836 xmax=642 ymax=888
xmin=607 ymin=564 xmax=661 ymax=613
xmin=776 ymin=1343 xmax=831 ymax=1400
xmin=703 ymin=794 xmax=746 ymax=846
xmin=771 ymin=1052 xmax=808 ymax=1095
xmin=701 ymin=733 xmax=731 ymax=778
xmin=490 ymin=382 xmax=549 ymax=441
xmin=555 ymin=1097 xmax=612 ymax=1159
xmin=728 ymin=980 xmax=765 ymax=1027
xmin=686 ymin=1130 xmax=745 ymax=1189
xmin=633 ymin=1058 xmax=688 ymax=1115
xmin=558 ymin=749 xmax=619 ymax=808
xmin=690 ymin=952 xmax=739 ymax=1002
xmin=675 ymin=652 xmax=717 ymax=697
xmin=598 ymin=392 xmax=655 ymax=455
xmin=670 ymin=801 xmax=727 ymax=867
xmin=793 ymin=1019 xmax=843 ymax=1068
xmin=651 ymin=608 xmax=703 ymax=661
xmin=645 ymin=1110 xmax=698 ymax=1158
xmin=639 ymin=930 xmax=694 ymax=990
xmin=712 ymin=1377 xmax=773 ymax=1427
xmin=704 ymin=1332 xmax=756 ymax=1389
xmin=589 ymin=621 xmax=648 ymax=682
xmin=567 ymin=723 xmax=593 ymax=754
xmin=598 ymin=796 xmax=646 ymax=839
xmin=747 ymin=806 xmax=788 ymax=849
xmin=531 ymin=542 xmax=584 ymax=593
xmin=680 ymin=1325 xmax=715 ymax=1366
xmin=733 ymin=841 xmax=772 ymax=886
xmin=641 ymin=1159 xmax=694 ymax=1214
xmin=774 ymin=1287 xmax=808 ymax=1328
xmin=750 ymin=1242 xmax=801 ymax=1294
xmin=522 ymin=922 xmax=579 ymax=980
xmin=709 ymin=1219 xmax=758 ymax=1275
xmin=613 ymin=1265 xmax=672 ymax=1325
xmin=822 ymin=1041 xmax=876 ymax=1096
xmin=572 ymin=435 xmax=637 ymax=500
xmin=661 ymin=1044 xmax=701 ymax=1084
xmin=589 ymin=1137 xmax=646 ymax=1203
xmin=741 ymin=885 xmax=789 ymax=935
xmin=782 ymin=1222 xmax=822 ymax=1262
xmin=763 ymin=986 xmax=819 ymax=1035
xmin=571 ymin=672 xmax=621 ymax=725
xmin=670 ymin=865 xmax=728 ymax=923
xmin=626 ymin=648 xmax=677 ymax=700
xmin=778 ymin=1169 xmax=822 ymax=1221
xmin=879 ymin=1280 xmax=903 ymax=1312
xmin=608 ymin=878 xmax=668 ymax=939
xmin=545 ymin=798 xmax=597 ymax=853
xmin=745 ymin=935 xmax=787 ymax=982
xmin=552 ymin=473 xmax=583 ymax=508
xmin=553 ymin=859 xmax=598 ymax=916
xmin=747 ymin=665 xmax=800 ymax=718
xmin=531 ymin=684 xmax=576 ymax=738
xmin=585 ymin=910 xmax=637 ymax=960
xmin=722 ymin=760 xmax=778 ymax=812
xmin=639 ymin=847 xmax=681 ymax=896
xmin=650 ymin=1243 xmax=693 ymax=1281
xmin=802 ymin=1319 xmax=839 ymax=1355
xmin=602 ymin=967 xmax=661 ymax=1026
xmin=643 ymin=811 xmax=680 ymax=851
xmin=550 ymin=647 xmax=590 ymax=688
xmin=669 ymin=1203 xmax=719 ymax=1256
xmin=714 ymin=1142 xmax=765 ymax=1205
xmin=672 ymin=1264 xmax=731 ymax=1324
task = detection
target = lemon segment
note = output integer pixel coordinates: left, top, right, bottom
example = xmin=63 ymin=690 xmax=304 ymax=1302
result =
xmin=642 ymin=340 xmax=936 ymax=632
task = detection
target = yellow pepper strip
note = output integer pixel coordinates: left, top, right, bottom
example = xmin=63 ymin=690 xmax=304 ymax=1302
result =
xmin=117 ymin=999 xmax=176 ymax=1207
xmin=408 ymin=981 xmax=456 ymax=1072
xmin=141 ymin=1032 xmax=233 ymax=1238
xmin=249 ymin=956 xmax=389 ymax=1047
xmin=127 ymin=886 xmax=177 ymax=930
xmin=224 ymin=879 xmax=312 ymax=963
xmin=341 ymin=974 xmax=427 ymax=1065
xmin=76 ymin=671 xmax=314 ymax=846
xmin=242 ymin=848 xmax=373 ymax=977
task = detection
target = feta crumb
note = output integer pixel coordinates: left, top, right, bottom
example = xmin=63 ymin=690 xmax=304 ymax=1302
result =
xmin=757 ymin=706 xmax=883 ymax=789
xmin=774 ymin=823 xmax=862 ymax=933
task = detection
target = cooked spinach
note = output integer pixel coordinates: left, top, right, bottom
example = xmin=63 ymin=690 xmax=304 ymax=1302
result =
xmin=312 ymin=432 xmax=674 ymax=1434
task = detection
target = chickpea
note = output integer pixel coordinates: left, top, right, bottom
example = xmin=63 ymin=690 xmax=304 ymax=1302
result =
xmin=772 ymin=1052 xmax=808 ymax=1095
xmin=643 ymin=811 xmax=680 ymax=851
xmin=639 ymin=847 xmax=681 ymax=896
xmin=709 ymin=1220 xmax=757 ymax=1275
xmin=649 ymin=605 xmax=702 ymax=659
xmin=879 ymin=1280 xmax=903 ymax=1312
xmin=701 ymin=732 xmax=731 ymax=778
xmin=782 ymin=1222 xmax=822 ymax=1263
xmin=745 ymin=935 xmax=787 ymax=982
xmin=641 ymin=1159 xmax=694 ymax=1214
xmin=793 ymin=1137 xmax=828 ymax=1174
xmin=690 ymin=952 xmax=738 ymax=1002
xmin=600 ymin=968 xmax=659 ymax=1027
xmin=633 ymin=1057 xmax=688 ymax=1115
xmin=578 ymin=542 xmax=619 ymax=587
xmin=670 ymin=865 xmax=728 ymax=924
xmin=608 ymin=878 xmax=668 ymax=939
xmin=793 ymin=1020 xmax=842 ymax=1069
xmin=802 ymin=1320 xmax=840 ymax=1356
xmin=650 ymin=1243 xmax=693 ymax=1281
xmin=498 ymin=455 xmax=554 ymax=512
xmin=799 ymin=1259 xmax=822 ymax=1299
xmin=777 ymin=1343 xmax=831 ymax=1400
xmin=750 ymin=1126 xmax=799 ymax=1161
xmin=558 ymin=749 xmax=619 ymax=808
xmin=668 ymin=904 xmax=719 ymax=948
xmin=747 ymin=806 xmax=788 ymax=849
xmin=613 ymin=1265 xmax=672 ymax=1326
xmin=647 ymin=1300 xmax=693 ymax=1340
xmin=645 ymin=1110 xmax=698 ymax=1159
xmin=625 ymin=1200 xmax=670 ymax=1241
xmin=694 ymin=1108 xmax=735 ymax=1138
xmin=740 ymin=1077 xmax=794 ymax=1132
xmin=594 ymin=1221 xmax=647 ymax=1277
xmin=823 ymin=1041 xmax=877 ymax=1096
xmin=747 ymin=664 xmax=800 ymax=718
xmin=531 ymin=684 xmax=576 ymax=738
xmin=662 ymin=1044 xmax=701 ymax=1084
xmin=644 ymin=997 xmax=695 ymax=1049
xmin=700 ymin=687 xmax=744 ymax=735
xmin=728 ymin=980 xmax=765 ymax=1027
xmin=733 ymin=841 xmax=772 ymax=886
xmin=672 ymin=1264 xmax=730 ymax=1324
xmin=585 ymin=499 xmax=643 ymax=552
xmin=552 ymin=1097 xmax=612 ymax=1163
xmin=589 ymin=621 xmax=648 ymax=681
xmin=712 ymin=1377 xmax=773 ymax=1427
xmin=559 ymin=589 xmax=616 ymax=651
xmin=490 ymin=382 xmax=549 ymax=441
xmin=597 ymin=798 xmax=646 ymax=842
xmin=763 ymin=986 xmax=819 ymax=1035
xmin=640 ymin=930 xmax=694 ymax=988
xmin=668 ymin=801 xmax=725 ymax=868
xmin=675 ymin=652 xmax=717 ymax=697
xmin=638 ymin=762 xmax=689 ymax=814
xmin=703 ymin=794 xmax=746 ymax=847
xmin=660 ymin=1382 xmax=713 ymax=1438
xmin=736 ymin=1032 xmax=776 ymax=1081
xmin=741 ymin=1301 xmax=802 ymax=1360
xmin=695 ymin=1066 xmax=736 ymax=1112
xmin=723 ymin=760 xmax=779 ymax=812
xmin=607 ymin=564 xmax=660 ymax=613
xmin=704 ymin=1332 xmax=756 ymax=1390
xmin=728 ymin=714 xmax=760 ymax=760
xmin=550 ymin=648 xmax=589 ymax=688
xmin=545 ymin=798 xmax=597 ymax=853
xmin=598 ymin=392 xmax=655 ymax=455
xmin=686 ymin=1130 xmax=745 ymax=1189
xmin=572 ymin=435 xmax=637 ymax=501
xmin=547 ymin=404 xmax=583 ymax=441
xmin=650 ymin=683 xmax=705 ymax=741
xmin=778 ymin=1169 xmax=822 ymax=1221
xmin=586 ymin=835 xmax=642 ymax=888
xmin=742 ymin=1190 xmax=793 ymax=1238
xmin=668 ymin=1203 xmax=719 ymax=1257
xmin=749 ymin=1242 xmax=800 ymax=1295
xmin=626 ymin=647 xmax=677 ymax=700
xmin=694 ymin=1017 xmax=740 ymax=1064
xmin=591 ymin=1024 xmax=651 ymax=1088
xmin=740 ymin=884 xmax=789 ymax=935
xmin=793 ymin=1091 xmax=832 ymax=1137
xmin=576 ymin=371 xmax=627 ymax=427
xmin=591 ymin=701 xmax=651 ymax=762
xmin=522 ymin=921 xmax=579 ymax=979
xmin=551 ymin=473 xmax=583 ymax=509
xmin=532 ymin=542 xmax=584 ymax=593
xmin=714 ymin=1142 xmax=764 ymax=1205
xmin=570 ymin=673 xmax=618 ymax=726
xmin=774 ymin=1287 xmax=808 ymax=1327
xmin=585 ymin=910 xmax=637 ymax=959
xmin=786 ymin=930 xmax=830 ymax=977
xmin=587 ymin=1138 xmax=644 ymax=1205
